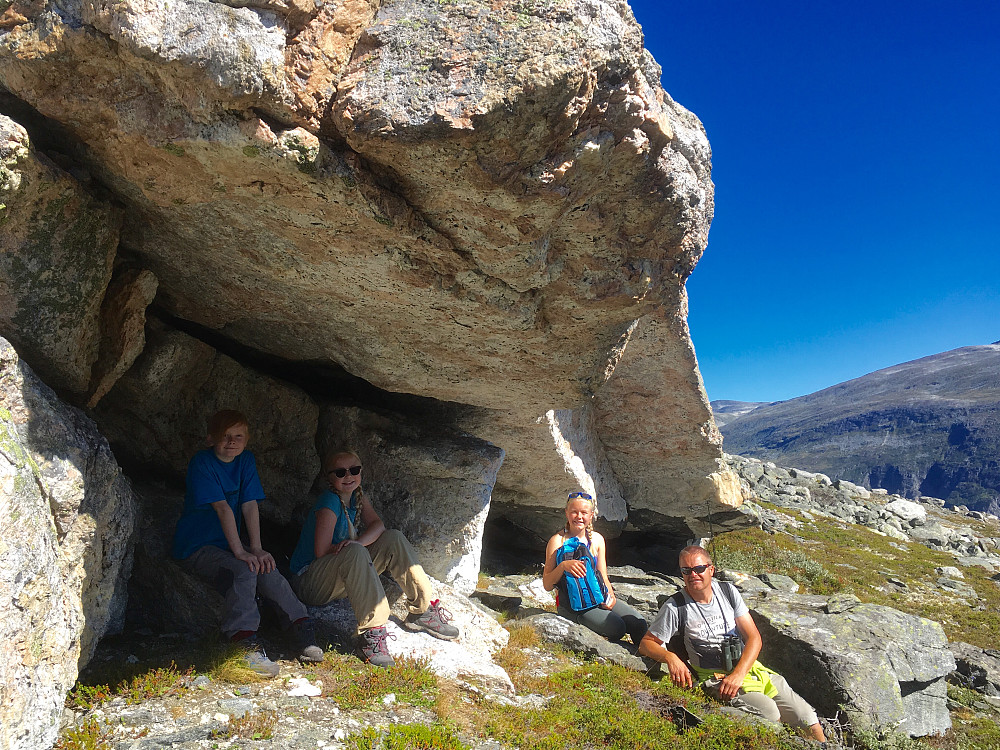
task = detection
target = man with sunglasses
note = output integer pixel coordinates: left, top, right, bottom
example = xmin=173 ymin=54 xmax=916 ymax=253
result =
xmin=289 ymin=450 xmax=459 ymax=668
xmin=639 ymin=546 xmax=826 ymax=742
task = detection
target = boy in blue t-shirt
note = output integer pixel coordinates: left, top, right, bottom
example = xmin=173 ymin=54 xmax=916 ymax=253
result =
xmin=172 ymin=410 xmax=321 ymax=676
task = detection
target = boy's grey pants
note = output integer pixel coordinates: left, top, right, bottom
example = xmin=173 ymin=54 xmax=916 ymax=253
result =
xmin=182 ymin=545 xmax=308 ymax=639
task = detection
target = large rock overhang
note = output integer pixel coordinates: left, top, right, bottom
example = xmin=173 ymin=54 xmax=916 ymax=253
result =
xmin=0 ymin=0 xmax=744 ymax=538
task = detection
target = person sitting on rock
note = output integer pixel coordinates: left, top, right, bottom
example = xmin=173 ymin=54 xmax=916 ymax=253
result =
xmin=639 ymin=545 xmax=827 ymax=742
xmin=289 ymin=449 xmax=459 ymax=668
xmin=541 ymin=491 xmax=648 ymax=647
xmin=172 ymin=409 xmax=322 ymax=678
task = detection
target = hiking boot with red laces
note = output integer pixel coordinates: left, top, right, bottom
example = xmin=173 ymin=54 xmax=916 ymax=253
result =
xmin=404 ymin=599 xmax=459 ymax=641
xmin=357 ymin=625 xmax=395 ymax=668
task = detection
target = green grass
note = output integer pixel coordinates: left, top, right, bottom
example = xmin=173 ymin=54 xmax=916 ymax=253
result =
xmin=457 ymin=663 xmax=801 ymax=750
xmin=714 ymin=505 xmax=1000 ymax=649
xmin=53 ymin=717 xmax=113 ymax=750
xmin=311 ymin=653 xmax=439 ymax=709
xmin=67 ymin=662 xmax=191 ymax=709
xmin=346 ymin=723 xmax=470 ymax=750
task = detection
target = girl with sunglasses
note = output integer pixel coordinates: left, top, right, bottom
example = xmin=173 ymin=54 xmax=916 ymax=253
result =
xmin=541 ymin=492 xmax=648 ymax=647
xmin=289 ymin=450 xmax=458 ymax=668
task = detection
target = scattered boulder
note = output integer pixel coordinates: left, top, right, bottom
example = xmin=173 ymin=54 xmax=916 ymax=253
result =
xmin=936 ymin=566 xmax=964 ymax=579
xmin=885 ymin=498 xmax=927 ymax=527
xmin=0 ymin=338 xmax=138 ymax=750
xmin=522 ymin=613 xmax=647 ymax=672
xmin=936 ymin=577 xmax=978 ymax=599
xmin=727 ymin=454 xmax=1000 ymax=572
xmin=757 ymin=573 xmax=799 ymax=593
xmin=746 ymin=591 xmax=955 ymax=737
xmin=949 ymin=642 xmax=1000 ymax=697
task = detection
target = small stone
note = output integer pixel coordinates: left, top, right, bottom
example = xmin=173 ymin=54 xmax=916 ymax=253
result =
xmin=826 ymin=593 xmax=861 ymax=614
xmin=192 ymin=675 xmax=211 ymax=688
xmin=758 ymin=573 xmax=800 ymax=593
xmin=936 ymin=566 xmax=964 ymax=579
xmin=218 ymin=698 xmax=253 ymax=717
xmin=382 ymin=693 xmax=396 ymax=705
xmin=937 ymin=578 xmax=978 ymax=598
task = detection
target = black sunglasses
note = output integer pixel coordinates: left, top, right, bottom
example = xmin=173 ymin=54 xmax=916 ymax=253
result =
xmin=329 ymin=465 xmax=362 ymax=478
xmin=567 ymin=491 xmax=593 ymax=500
xmin=680 ymin=564 xmax=712 ymax=576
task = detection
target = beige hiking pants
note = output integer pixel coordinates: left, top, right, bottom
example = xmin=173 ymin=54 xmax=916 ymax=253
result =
xmin=292 ymin=529 xmax=432 ymax=633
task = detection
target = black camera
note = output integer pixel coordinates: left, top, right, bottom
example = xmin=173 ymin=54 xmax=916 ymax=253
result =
xmin=721 ymin=634 xmax=743 ymax=671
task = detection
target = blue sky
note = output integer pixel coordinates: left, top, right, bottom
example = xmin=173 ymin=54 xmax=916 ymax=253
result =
xmin=628 ymin=1 xmax=1000 ymax=403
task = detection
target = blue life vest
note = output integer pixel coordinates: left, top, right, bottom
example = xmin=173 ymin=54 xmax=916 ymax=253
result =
xmin=555 ymin=536 xmax=608 ymax=611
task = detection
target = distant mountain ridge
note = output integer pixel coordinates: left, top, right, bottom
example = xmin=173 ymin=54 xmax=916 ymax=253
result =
xmin=710 ymin=399 xmax=771 ymax=429
xmin=714 ymin=344 xmax=1000 ymax=514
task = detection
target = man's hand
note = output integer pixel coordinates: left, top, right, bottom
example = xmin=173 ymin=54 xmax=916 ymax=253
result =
xmin=248 ymin=547 xmax=275 ymax=574
xmin=717 ymin=670 xmax=745 ymax=700
xmin=665 ymin=652 xmax=694 ymax=689
xmin=561 ymin=559 xmax=587 ymax=578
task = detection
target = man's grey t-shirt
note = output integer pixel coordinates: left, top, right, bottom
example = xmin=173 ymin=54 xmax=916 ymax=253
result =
xmin=648 ymin=580 xmax=748 ymax=673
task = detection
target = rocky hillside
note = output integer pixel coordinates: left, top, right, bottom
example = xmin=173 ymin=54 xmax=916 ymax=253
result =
xmin=716 ymin=344 xmax=1000 ymax=514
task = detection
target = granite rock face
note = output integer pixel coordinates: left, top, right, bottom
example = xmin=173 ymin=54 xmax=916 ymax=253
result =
xmin=0 ymin=338 xmax=138 ymax=750
xmin=93 ymin=322 xmax=321 ymax=520
xmin=0 ymin=114 xmax=121 ymax=395
xmin=0 ymin=0 xmax=741 ymax=537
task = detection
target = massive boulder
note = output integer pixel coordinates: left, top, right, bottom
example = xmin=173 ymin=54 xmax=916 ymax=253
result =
xmin=0 ymin=339 xmax=138 ymax=750
xmin=746 ymin=589 xmax=955 ymax=737
xmin=0 ymin=0 xmax=742 ymax=539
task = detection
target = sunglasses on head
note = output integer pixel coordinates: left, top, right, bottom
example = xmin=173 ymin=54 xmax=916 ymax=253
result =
xmin=329 ymin=465 xmax=362 ymax=478
xmin=680 ymin=564 xmax=712 ymax=576
xmin=568 ymin=491 xmax=593 ymax=500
